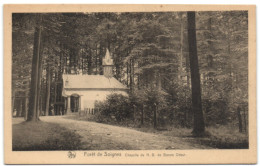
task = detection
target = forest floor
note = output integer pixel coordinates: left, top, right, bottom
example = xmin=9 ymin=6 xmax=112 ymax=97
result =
xmin=13 ymin=115 xmax=212 ymax=150
xmin=12 ymin=118 xmax=83 ymax=150
xmin=75 ymin=114 xmax=248 ymax=149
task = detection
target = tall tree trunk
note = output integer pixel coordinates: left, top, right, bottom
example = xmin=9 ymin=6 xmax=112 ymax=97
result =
xmin=137 ymin=61 xmax=140 ymax=89
xmin=115 ymin=62 xmax=120 ymax=80
xmin=74 ymin=49 xmax=78 ymax=73
xmin=18 ymin=99 xmax=23 ymax=117
xmin=59 ymin=45 xmax=63 ymax=78
xmin=69 ymin=52 xmax=72 ymax=74
xmin=61 ymin=44 xmax=65 ymax=74
xmin=187 ymin=11 xmax=205 ymax=135
xmin=99 ymin=43 xmax=103 ymax=75
xmin=87 ymin=47 xmax=92 ymax=75
xmin=132 ymin=59 xmax=135 ymax=90
xmin=81 ymin=49 xmax=84 ymax=74
xmin=96 ymin=44 xmax=98 ymax=74
xmin=243 ymin=107 xmax=247 ymax=133
xmin=179 ymin=17 xmax=184 ymax=83
xmin=185 ymin=53 xmax=190 ymax=88
xmin=129 ymin=59 xmax=132 ymax=91
xmin=36 ymin=37 xmax=44 ymax=119
xmin=141 ymin=104 xmax=144 ymax=126
xmin=12 ymin=89 xmax=16 ymax=113
xmin=24 ymin=94 xmax=29 ymax=120
xmin=227 ymin=14 xmax=234 ymax=109
xmin=39 ymin=94 xmax=42 ymax=117
xmin=54 ymin=78 xmax=57 ymax=114
xmin=126 ymin=62 xmax=129 ymax=87
xmin=205 ymin=17 xmax=213 ymax=93
xmin=130 ymin=58 xmax=135 ymax=93
xmin=133 ymin=105 xmax=136 ymax=123
xmin=45 ymin=65 xmax=51 ymax=116
xmin=153 ymin=104 xmax=157 ymax=129
xmin=65 ymin=55 xmax=68 ymax=74
xmin=157 ymin=71 xmax=161 ymax=91
xmin=237 ymin=106 xmax=243 ymax=133
xmin=27 ymin=17 xmax=43 ymax=122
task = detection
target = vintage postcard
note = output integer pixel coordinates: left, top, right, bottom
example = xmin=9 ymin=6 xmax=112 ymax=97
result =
xmin=4 ymin=4 xmax=256 ymax=164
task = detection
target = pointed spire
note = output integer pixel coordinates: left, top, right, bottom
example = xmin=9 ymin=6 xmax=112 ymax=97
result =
xmin=105 ymin=48 xmax=111 ymax=59
xmin=103 ymin=48 xmax=113 ymax=66
xmin=102 ymin=48 xmax=114 ymax=77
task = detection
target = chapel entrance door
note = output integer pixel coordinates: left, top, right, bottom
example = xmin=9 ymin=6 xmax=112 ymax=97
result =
xmin=71 ymin=94 xmax=79 ymax=112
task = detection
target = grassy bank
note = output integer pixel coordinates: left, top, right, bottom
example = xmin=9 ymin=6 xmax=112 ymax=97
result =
xmin=13 ymin=120 xmax=83 ymax=151
xmin=195 ymin=125 xmax=248 ymax=149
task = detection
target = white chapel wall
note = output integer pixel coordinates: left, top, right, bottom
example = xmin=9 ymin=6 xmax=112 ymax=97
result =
xmin=65 ymin=90 xmax=128 ymax=110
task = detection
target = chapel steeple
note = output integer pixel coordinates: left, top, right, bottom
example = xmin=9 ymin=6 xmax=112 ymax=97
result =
xmin=102 ymin=49 xmax=114 ymax=78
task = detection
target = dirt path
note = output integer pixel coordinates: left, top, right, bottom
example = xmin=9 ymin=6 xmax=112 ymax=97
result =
xmin=40 ymin=115 xmax=211 ymax=150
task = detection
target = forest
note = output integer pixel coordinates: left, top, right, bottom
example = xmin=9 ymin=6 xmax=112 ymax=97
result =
xmin=12 ymin=11 xmax=248 ymax=141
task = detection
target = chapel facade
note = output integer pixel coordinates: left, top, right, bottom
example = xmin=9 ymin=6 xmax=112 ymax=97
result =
xmin=62 ymin=49 xmax=128 ymax=114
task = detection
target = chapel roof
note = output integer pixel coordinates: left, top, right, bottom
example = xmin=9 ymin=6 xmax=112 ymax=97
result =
xmin=62 ymin=74 xmax=128 ymax=90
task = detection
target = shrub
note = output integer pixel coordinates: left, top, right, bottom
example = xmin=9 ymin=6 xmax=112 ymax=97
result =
xmin=95 ymin=93 xmax=132 ymax=122
xmin=203 ymin=99 xmax=229 ymax=126
xmin=129 ymin=87 xmax=170 ymax=127
xmin=164 ymin=83 xmax=193 ymax=128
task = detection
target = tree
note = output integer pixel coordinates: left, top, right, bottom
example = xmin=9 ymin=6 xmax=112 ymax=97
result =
xmin=187 ymin=11 xmax=205 ymax=135
xmin=45 ymin=64 xmax=51 ymax=116
xmin=27 ymin=14 xmax=44 ymax=121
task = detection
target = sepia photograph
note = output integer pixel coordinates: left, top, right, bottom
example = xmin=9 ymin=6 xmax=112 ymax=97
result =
xmin=4 ymin=4 xmax=256 ymax=164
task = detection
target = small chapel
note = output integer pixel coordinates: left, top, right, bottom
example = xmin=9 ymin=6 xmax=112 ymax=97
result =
xmin=62 ymin=49 xmax=128 ymax=114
